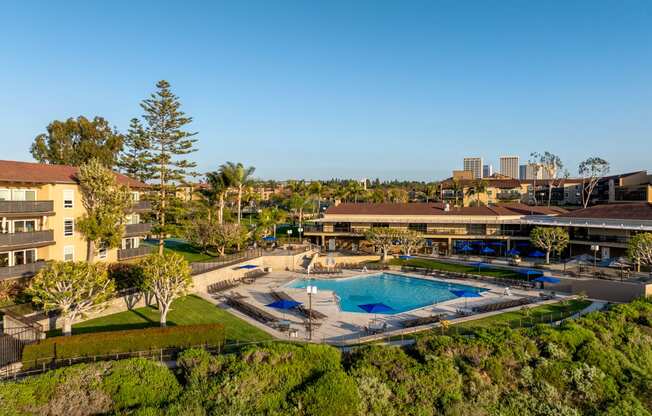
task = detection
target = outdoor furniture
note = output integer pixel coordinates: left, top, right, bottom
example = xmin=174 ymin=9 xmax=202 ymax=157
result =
xmin=207 ymin=279 xmax=240 ymax=294
xmin=399 ymin=314 xmax=444 ymax=328
xmin=225 ymin=295 xmax=279 ymax=325
xmin=271 ymin=291 xmax=328 ymax=320
xmin=471 ymin=297 xmax=535 ymax=314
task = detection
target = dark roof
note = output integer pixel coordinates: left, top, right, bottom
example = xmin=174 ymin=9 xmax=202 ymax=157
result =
xmin=325 ymin=203 xmax=521 ymax=217
xmin=0 ymin=160 xmax=148 ymax=188
xmin=559 ymin=203 xmax=652 ymax=221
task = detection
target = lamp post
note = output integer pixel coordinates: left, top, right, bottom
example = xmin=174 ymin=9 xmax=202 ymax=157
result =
xmin=591 ymin=245 xmax=600 ymax=274
xmin=306 ymin=285 xmax=318 ymax=341
xmin=298 ymin=227 xmax=304 ymax=242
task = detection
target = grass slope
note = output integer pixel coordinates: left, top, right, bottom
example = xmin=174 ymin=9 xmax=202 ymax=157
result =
xmin=143 ymin=238 xmax=218 ymax=263
xmin=388 ymin=257 xmax=530 ymax=280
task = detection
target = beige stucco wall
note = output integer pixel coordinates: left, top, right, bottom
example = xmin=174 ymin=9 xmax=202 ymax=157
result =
xmin=545 ymin=276 xmax=648 ymax=303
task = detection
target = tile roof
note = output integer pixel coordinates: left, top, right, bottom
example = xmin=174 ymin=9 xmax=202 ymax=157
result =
xmin=558 ymin=203 xmax=652 ymax=221
xmin=325 ymin=203 xmax=522 ymax=217
xmin=495 ymin=203 xmax=568 ymax=216
xmin=0 ymin=160 xmax=148 ymax=188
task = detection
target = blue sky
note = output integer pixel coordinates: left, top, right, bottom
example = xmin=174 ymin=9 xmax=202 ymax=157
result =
xmin=1 ymin=1 xmax=651 ymax=180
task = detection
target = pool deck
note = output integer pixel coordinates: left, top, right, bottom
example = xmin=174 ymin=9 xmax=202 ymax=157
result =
xmin=208 ymin=270 xmax=569 ymax=344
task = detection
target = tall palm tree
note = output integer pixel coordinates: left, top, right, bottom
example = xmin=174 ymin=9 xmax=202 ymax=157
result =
xmin=424 ymin=182 xmax=441 ymax=203
xmin=258 ymin=207 xmax=287 ymax=238
xmin=476 ymin=180 xmax=488 ymax=205
xmin=289 ymin=194 xmax=312 ymax=227
xmin=220 ymin=162 xmax=255 ymax=224
xmin=308 ymin=181 xmax=323 ymax=215
xmin=201 ymin=170 xmax=231 ymax=224
xmin=450 ymin=179 xmax=463 ymax=208
xmin=347 ymin=181 xmax=365 ymax=203
xmin=369 ymin=189 xmax=386 ymax=203
xmin=465 ymin=185 xmax=477 ymax=206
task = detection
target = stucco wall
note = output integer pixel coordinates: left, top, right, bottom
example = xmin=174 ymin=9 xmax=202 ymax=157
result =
xmin=545 ymin=276 xmax=649 ymax=303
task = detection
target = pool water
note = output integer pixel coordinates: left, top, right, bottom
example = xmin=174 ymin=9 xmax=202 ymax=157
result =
xmin=286 ymin=273 xmax=486 ymax=314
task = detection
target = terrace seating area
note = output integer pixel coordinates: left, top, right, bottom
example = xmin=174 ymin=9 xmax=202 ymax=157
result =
xmin=399 ymin=314 xmax=445 ymax=328
xmin=471 ymin=297 xmax=537 ymax=314
xmin=207 ymin=279 xmax=241 ymax=294
xmin=225 ymin=294 xmax=278 ymax=325
xmin=336 ymin=262 xmax=390 ymax=271
xmin=310 ymin=264 xmax=343 ymax=275
xmin=243 ymin=269 xmax=270 ymax=284
xmin=270 ymin=290 xmax=328 ymax=320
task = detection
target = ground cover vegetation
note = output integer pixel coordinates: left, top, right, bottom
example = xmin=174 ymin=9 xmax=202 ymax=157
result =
xmin=4 ymin=298 xmax=652 ymax=415
xmin=386 ymin=257 xmax=528 ymax=280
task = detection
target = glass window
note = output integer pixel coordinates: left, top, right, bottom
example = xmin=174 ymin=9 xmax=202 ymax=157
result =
xmin=63 ymin=246 xmax=74 ymax=261
xmin=0 ymin=189 xmax=10 ymax=201
xmin=64 ymin=219 xmax=74 ymax=236
xmin=0 ymin=252 xmax=9 ymax=267
xmin=98 ymin=244 xmax=107 ymax=259
xmin=131 ymin=192 xmax=140 ymax=201
xmin=25 ymin=190 xmax=36 ymax=201
xmin=14 ymin=250 xmax=25 ymax=265
xmin=63 ymin=190 xmax=74 ymax=208
xmin=12 ymin=190 xmax=25 ymax=201
xmin=25 ymin=249 xmax=36 ymax=264
xmin=13 ymin=220 xmax=36 ymax=233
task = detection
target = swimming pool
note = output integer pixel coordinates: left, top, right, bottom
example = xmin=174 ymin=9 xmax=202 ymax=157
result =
xmin=286 ymin=273 xmax=486 ymax=314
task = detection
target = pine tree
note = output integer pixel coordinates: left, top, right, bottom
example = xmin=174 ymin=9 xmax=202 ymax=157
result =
xmin=139 ymin=80 xmax=198 ymax=254
xmin=118 ymin=118 xmax=153 ymax=182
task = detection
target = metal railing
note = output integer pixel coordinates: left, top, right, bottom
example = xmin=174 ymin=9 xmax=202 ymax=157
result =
xmin=0 ymin=261 xmax=48 ymax=280
xmin=0 ymin=230 xmax=55 ymax=248
xmin=190 ymin=248 xmax=264 ymax=275
xmin=0 ymin=200 xmax=54 ymax=214
xmin=124 ymin=223 xmax=153 ymax=236
xmin=117 ymin=246 xmax=154 ymax=261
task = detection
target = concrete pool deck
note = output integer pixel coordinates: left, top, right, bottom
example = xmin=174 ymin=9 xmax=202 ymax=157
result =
xmin=206 ymin=270 xmax=571 ymax=344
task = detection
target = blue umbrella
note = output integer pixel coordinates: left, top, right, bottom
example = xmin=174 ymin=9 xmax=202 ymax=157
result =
xmin=263 ymin=236 xmax=277 ymax=242
xmin=533 ymin=276 xmax=561 ymax=284
xmin=358 ymin=303 xmax=394 ymax=314
xmin=450 ymin=289 xmax=482 ymax=308
xmin=519 ymin=269 xmax=544 ymax=281
xmin=515 ymin=242 xmax=530 ymax=247
xmin=506 ymin=248 xmax=520 ymax=256
xmin=235 ymin=264 xmax=258 ymax=270
xmin=399 ymin=255 xmax=414 ymax=260
xmin=530 ymin=250 xmax=546 ymax=258
xmin=458 ymin=245 xmax=473 ymax=253
xmin=490 ymin=242 xmax=506 ymax=246
xmin=481 ymin=247 xmax=495 ymax=255
xmin=469 ymin=261 xmax=487 ymax=272
xmin=266 ymin=299 xmax=302 ymax=321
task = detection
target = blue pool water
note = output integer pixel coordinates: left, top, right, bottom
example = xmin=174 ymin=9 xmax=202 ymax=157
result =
xmin=286 ymin=273 xmax=486 ymax=314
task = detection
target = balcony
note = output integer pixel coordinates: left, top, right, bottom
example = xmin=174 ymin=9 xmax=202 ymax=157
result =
xmin=0 ymin=201 xmax=54 ymax=215
xmin=571 ymin=234 xmax=630 ymax=244
xmin=496 ymin=192 xmax=522 ymax=201
xmin=118 ymin=246 xmax=154 ymax=261
xmin=0 ymin=261 xmax=48 ymax=280
xmin=0 ymin=230 xmax=55 ymax=249
xmin=124 ymin=223 xmax=153 ymax=236
xmin=130 ymin=200 xmax=152 ymax=212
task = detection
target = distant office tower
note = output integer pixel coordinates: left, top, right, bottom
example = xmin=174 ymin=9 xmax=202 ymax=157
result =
xmin=523 ymin=163 xmax=553 ymax=180
xmin=463 ymin=157 xmax=483 ymax=179
xmin=482 ymin=164 xmax=493 ymax=178
xmin=519 ymin=164 xmax=527 ymax=180
xmin=499 ymin=156 xmax=520 ymax=179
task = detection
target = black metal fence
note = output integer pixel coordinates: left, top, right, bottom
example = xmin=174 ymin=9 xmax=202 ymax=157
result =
xmin=190 ymin=248 xmax=265 ymax=275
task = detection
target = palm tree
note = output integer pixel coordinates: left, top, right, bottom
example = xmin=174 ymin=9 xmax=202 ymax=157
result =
xmin=476 ymin=180 xmax=488 ymax=205
xmin=347 ymin=181 xmax=365 ymax=203
xmin=289 ymin=194 xmax=312 ymax=227
xmin=308 ymin=181 xmax=323 ymax=215
xmin=219 ymin=162 xmax=255 ymax=224
xmin=369 ymin=189 xmax=386 ymax=203
xmin=450 ymin=179 xmax=463 ymax=208
xmin=465 ymin=185 xmax=477 ymax=206
xmin=258 ymin=207 xmax=287 ymax=238
xmin=201 ymin=171 xmax=231 ymax=224
xmin=424 ymin=182 xmax=441 ymax=203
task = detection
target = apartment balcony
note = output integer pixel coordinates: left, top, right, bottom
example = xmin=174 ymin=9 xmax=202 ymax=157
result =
xmin=571 ymin=234 xmax=630 ymax=245
xmin=0 ymin=230 xmax=55 ymax=250
xmin=0 ymin=201 xmax=54 ymax=216
xmin=118 ymin=246 xmax=154 ymax=261
xmin=130 ymin=200 xmax=152 ymax=212
xmin=496 ymin=192 xmax=522 ymax=201
xmin=0 ymin=260 xmax=48 ymax=280
xmin=124 ymin=223 xmax=153 ymax=237
xmin=302 ymin=224 xmax=324 ymax=233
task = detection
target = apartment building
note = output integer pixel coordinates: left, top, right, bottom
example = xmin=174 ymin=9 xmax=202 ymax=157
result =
xmin=499 ymin=156 xmax=520 ymax=179
xmin=0 ymin=160 xmax=151 ymax=281
xmin=463 ymin=157 xmax=483 ymax=179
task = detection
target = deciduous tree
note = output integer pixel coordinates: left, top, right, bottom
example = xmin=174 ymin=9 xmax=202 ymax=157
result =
xmin=140 ymin=253 xmax=192 ymax=327
xmin=76 ymin=159 xmax=132 ymax=261
xmin=530 ymin=226 xmax=569 ymax=264
xmin=365 ymin=228 xmax=400 ymax=262
xmin=30 ymin=116 xmax=123 ymax=168
xmin=396 ymin=230 xmax=424 ymax=256
xmin=579 ymin=157 xmax=610 ymax=208
xmin=28 ymin=261 xmax=115 ymax=336
xmin=628 ymin=233 xmax=652 ymax=272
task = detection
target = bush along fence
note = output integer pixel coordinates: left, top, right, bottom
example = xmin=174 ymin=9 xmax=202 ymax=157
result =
xmin=20 ymin=323 xmax=226 ymax=370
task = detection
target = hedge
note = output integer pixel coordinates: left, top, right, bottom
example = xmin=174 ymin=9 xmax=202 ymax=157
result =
xmin=22 ymin=323 xmax=225 ymax=367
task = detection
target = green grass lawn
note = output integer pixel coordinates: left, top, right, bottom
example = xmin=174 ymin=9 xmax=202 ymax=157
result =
xmin=48 ymin=295 xmax=272 ymax=343
xmin=392 ymin=299 xmax=591 ymax=341
xmin=143 ymin=238 xmax=218 ymax=263
xmin=388 ymin=258 xmax=530 ymax=280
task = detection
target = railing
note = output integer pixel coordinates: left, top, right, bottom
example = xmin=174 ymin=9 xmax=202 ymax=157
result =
xmin=130 ymin=200 xmax=151 ymax=211
xmin=0 ymin=230 xmax=55 ymax=248
xmin=124 ymin=223 xmax=153 ymax=236
xmin=190 ymin=248 xmax=264 ymax=275
xmin=0 ymin=261 xmax=48 ymax=280
xmin=117 ymin=246 xmax=154 ymax=261
xmin=496 ymin=192 xmax=522 ymax=200
xmin=0 ymin=200 xmax=54 ymax=214
xmin=571 ymin=235 xmax=630 ymax=244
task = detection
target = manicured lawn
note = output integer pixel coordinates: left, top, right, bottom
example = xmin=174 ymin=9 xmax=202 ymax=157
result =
xmin=393 ymin=299 xmax=591 ymax=341
xmin=388 ymin=258 xmax=529 ymax=280
xmin=143 ymin=238 xmax=218 ymax=263
xmin=49 ymin=295 xmax=272 ymax=343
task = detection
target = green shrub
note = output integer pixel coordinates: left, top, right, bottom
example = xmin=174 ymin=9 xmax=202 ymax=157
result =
xmin=102 ymin=358 xmax=181 ymax=410
xmin=22 ymin=324 xmax=225 ymax=368
xmin=290 ymin=370 xmax=359 ymax=416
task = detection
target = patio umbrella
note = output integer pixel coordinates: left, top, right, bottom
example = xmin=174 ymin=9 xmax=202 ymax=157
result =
xmin=533 ymin=276 xmax=561 ymax=284
xmin=399 ymin=255 xmax=414 ymax=260
xmin=519 ymin=269 xmax=544 ymax=281
xmin=450 ymin=289 xmax=482 ymax=309
xmin=266 ymin=299 xmax=302 ymax=320
xmin=490 ymin=242 xmax=506 ymax=246
xmin=235 ymin=264 xmax=258 ymax=270
xmin=515 ymin=241 xmax=530 ymax=247
xmin=263 ymin=236 xmax=277 ymax=242
xmin=530 ymin=250 xmax=546 ymax=258
xmin=458 ymin=245 xmax=473 ymax=253
xmin=506 ymin=248 xmax=520 ymax=256
xmin=481 ymin=247 xmax=495 ymax=255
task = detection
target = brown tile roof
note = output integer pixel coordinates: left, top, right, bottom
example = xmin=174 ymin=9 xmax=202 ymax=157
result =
xmin=558 ymin=203 xmax=652 ymax=221
xmin=0 ymin=160 xmax=148 ymax=188
xmin=495 ymin=203 xmax=568 ymax=216
xmin=325 ymin=203 xmax=521 ymax=217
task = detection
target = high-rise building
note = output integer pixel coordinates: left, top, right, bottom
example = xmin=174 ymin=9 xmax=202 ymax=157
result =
xmin=482 ymin=164 xmax=493 ymax=178
xmin=519 ymin=164 xmax=527 ymax=180
xmin=463 ymin=157 xmax=483 ymax=179
xmin=523 ymin=163 xmax=553 ymax=180
xmin=499 ymin=156 xmax=520 ymax=179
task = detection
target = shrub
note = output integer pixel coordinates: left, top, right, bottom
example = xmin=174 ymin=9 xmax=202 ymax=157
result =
xmin=22 ymin=324 xmax=225 ymax=368
xmin=108 ymin=262 xmax=144 ymax=290
xmin=290 ymin=370 xmax=359 ymax=416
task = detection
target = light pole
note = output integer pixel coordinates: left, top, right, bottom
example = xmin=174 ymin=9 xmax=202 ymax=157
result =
xmin=306 ymin=285 xmax=318 ymax=341
xmin=591 ymin=245 xmax=599 ymax=274
xmin=287 ymin=229 xmax=293 ymax=243
xmin=298 ymin=227 xmax=304 ymax=242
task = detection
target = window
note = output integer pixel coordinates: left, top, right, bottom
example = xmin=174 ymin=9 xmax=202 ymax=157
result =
xmin=0 ymin=252 xmax=9 ymax=267
xmin=64 ymin=218 xmax=74 ymax=236
xmin=131 ymin=192 xmax=140 ymax=201
xmin=123 ymin=237 xmax=139 ymax=250
xmin=13 ymin=220 xmax=36 ymax=233
xmin=98 ymin=244 xmax=107 ymax=260
xmin=13 ymin=251 xmax=24 ymax=265
xmin=0 ymin=189 xmax=9 ymax=201
xmin=408 ymin=223 xmax=428 ymax=233
xmin=63 ymin=190 xmax=74 ymax=208
xmin=63 ymin=246 xmax=74 ymax=262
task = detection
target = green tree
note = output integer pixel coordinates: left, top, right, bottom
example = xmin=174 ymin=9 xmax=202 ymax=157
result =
xmin=76 ymin=159 xmax=132 ymax=261
xmin=628 ymin=233 xmax=652 ymax=272
xmin=139 ymin=80 xmax=199 ymax=254
xmin=530 ymin=226 xmax=570 ymax=264
xmin=200 ymin=170 xmax=231 ymax=224
xmin=396 ymin=229 xmax=424 ymax=256
xmin=532 ymin=151 xmax=564 ymax=207
xmin=28 ymin=261 xmax=115 ymax=335
xmin=258 ymin=207 xmax=288 ymax=238
xmin=30 ymin=116 xmax=123 ymax=168
xmin=214 ymin=223 xmax=248 ymax=256
xmin=365 ymin=228 xmax=400 ymax=262
xmin=289 ymin=193 xmax=312 ymax=227
xmin=424 ymin=182 xmax=441 ymax=203
xmin=579 ymin=157 xmax=610 ymax=208
xmin=140 ymin=253 xmax=192 ymax=327
xmin=308 ymin=181 xmax=323 ymax=214
xmin=220 ymin=162 xmax=255 ymax=224
xmin=118 ymin=118 xmax=153 ymax=182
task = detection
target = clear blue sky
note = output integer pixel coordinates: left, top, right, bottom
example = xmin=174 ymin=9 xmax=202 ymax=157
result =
xmin=1 ymin=1 xmax=651 ymax=181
